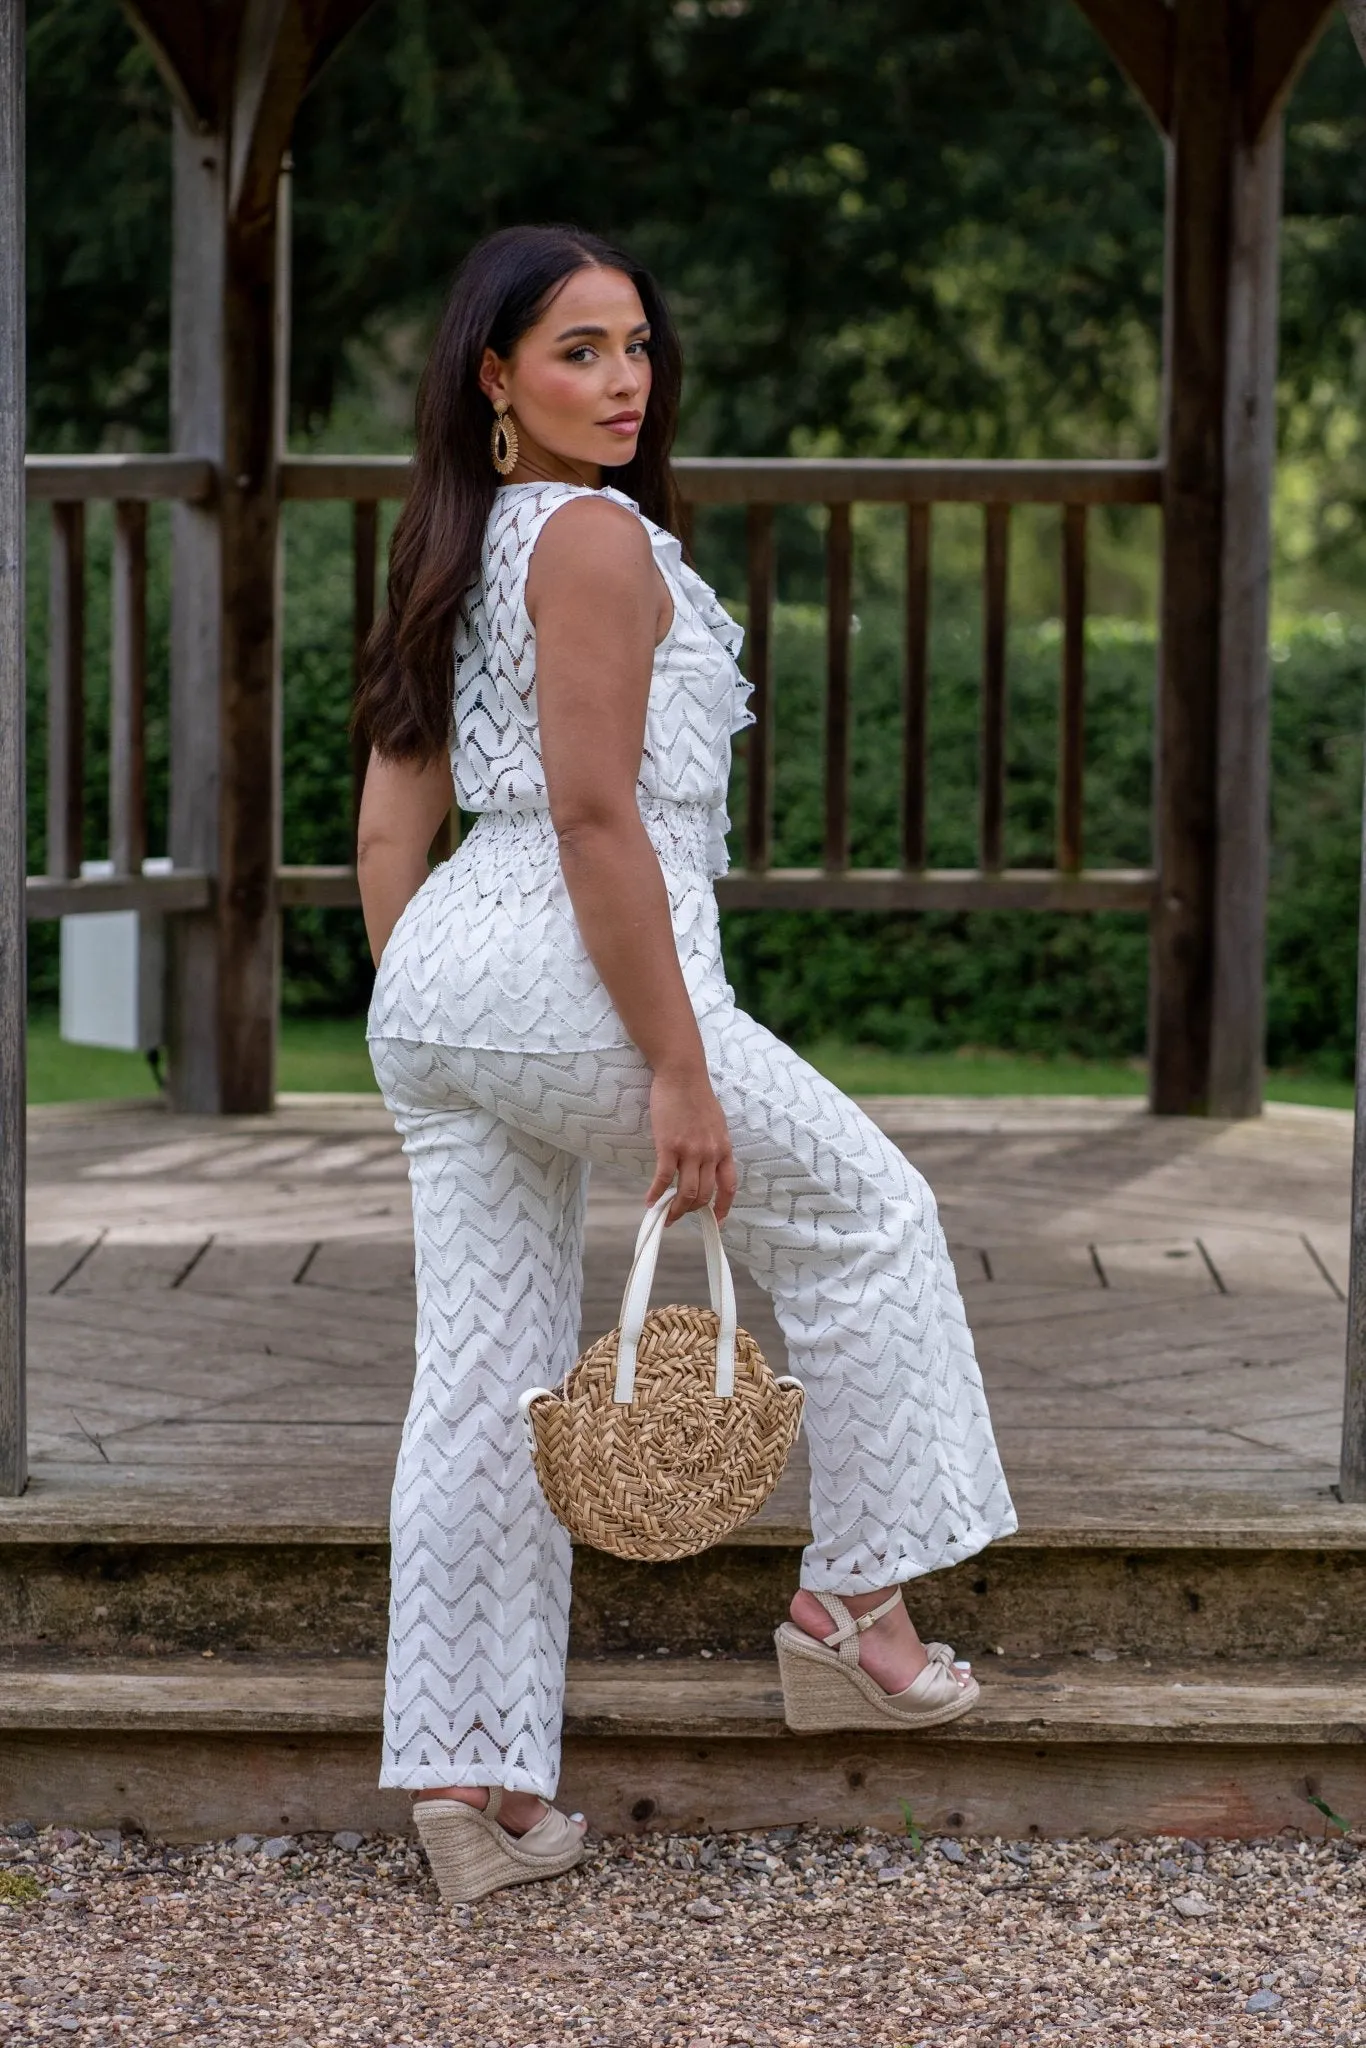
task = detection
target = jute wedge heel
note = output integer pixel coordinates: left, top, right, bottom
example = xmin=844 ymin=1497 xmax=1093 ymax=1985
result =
xmin=774 ymin=1589 xmax=980 ymax=1734
xmin=412 ymin=1789 xmax=586 ymax=1905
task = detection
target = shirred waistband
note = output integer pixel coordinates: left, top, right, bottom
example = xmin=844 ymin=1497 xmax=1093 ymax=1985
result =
xmin=462 ymin=797 xmax=717 ymax=875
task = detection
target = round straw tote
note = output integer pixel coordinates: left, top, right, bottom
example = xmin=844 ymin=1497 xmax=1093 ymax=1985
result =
xmin=518 ymin=1188 xmax=805 ymax=1563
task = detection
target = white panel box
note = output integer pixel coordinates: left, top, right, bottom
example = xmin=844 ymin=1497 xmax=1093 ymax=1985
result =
xmin=59 ymin=858 xmax=169 ymax=1054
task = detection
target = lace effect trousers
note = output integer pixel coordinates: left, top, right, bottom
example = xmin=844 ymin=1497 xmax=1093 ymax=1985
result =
xmin=370 ymin=1009 xmax=1017 ymax=1796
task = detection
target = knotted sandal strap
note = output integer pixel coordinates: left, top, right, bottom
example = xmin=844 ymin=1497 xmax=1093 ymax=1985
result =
xmin=479 ymin=1787 xmax=585 ymax=1853
xmin=811 ymin=1589 xmax=904 ymax=1668
xmin=515 ymin=1804 xmax=587 ymax=1857
xmin=886 ymin=1640 xmax=970 ymax=1709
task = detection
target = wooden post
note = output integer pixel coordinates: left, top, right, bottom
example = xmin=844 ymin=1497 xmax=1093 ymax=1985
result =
xmin=130 ymin=2 xmax=380 ymax=1112
xmin=1341 ymin=725 xmax=1366 ymax=1499
xmin=166 ymin=109 xmax=229 ymax=1111
xmin=165 ymin=104 xmax=285 ymax=1112
xmin=1069 ymin=0 xmax=1333 ymax=1119
xmin=0 ymin=0 xmax=26 ymax=1495
xmin=1148 ymin=1 xmax=1283 ymax=1117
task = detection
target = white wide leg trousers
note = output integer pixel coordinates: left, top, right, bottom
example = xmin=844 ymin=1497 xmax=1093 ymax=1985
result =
xmin=370 ymin=1008 xmax=1016 ymax=1796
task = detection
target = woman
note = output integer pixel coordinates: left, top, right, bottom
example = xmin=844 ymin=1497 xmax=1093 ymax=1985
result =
xmin=355 ymin=222 xmax=1017 ymax=1907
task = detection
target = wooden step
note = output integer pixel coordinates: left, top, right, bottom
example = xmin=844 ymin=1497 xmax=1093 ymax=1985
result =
xmin=2 ymin=1656 xmax=1363 ymax=1843
xmin=2 ymin=1482 xmax=1363 ymax=1663
xmin=4 ymin=1653 xmax=1365 ymax=1745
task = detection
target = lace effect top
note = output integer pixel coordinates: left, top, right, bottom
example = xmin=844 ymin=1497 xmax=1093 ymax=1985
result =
xmin=367 ymin=479 xmax=755 ymax=1051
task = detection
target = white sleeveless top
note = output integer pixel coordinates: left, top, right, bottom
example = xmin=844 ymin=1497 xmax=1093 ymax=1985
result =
xmin=367 ymin=480 xmax=756 ymax=1051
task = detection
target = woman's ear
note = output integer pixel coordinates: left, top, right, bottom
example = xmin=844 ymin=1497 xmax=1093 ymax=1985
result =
xmin=478 ymin=346 xmax=508 ymax=406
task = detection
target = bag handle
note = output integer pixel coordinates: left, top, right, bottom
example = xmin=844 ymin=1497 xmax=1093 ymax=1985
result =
xmin=613 ymin=1187 xmax=737 ymax=1405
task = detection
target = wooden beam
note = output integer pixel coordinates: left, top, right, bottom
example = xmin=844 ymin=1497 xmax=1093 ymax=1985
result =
xmin=1069 ymin=0 xmax=1175 ymax=132
xmin=229 ymin=1 xmax=312 ymax=228
xmin=26 ymin=872 xmax=212 ymax=921
xmin=306 ymin=0 xmax=383 ymax=88
xmin=25 ymin=455 xmax=214 ymax=502
xmin=281 ymin=454 xmax=1166 ymax=508
xmin=276 ymin=864 xmax=1157 ymax=916
xmin=118 ymin=1 xmax=221 ymax=129
xmin=0 ymin=0 xmax=25 ymax=1498
xmin=1149 ymin=0 xmax=1282 ymax=1118
xmin=1247 ymin=0 xmax=1338 ymax=143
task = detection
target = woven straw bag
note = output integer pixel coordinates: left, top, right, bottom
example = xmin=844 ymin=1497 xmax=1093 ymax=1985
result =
xmin=518 ymin=1187 xmax=805 ymax=1562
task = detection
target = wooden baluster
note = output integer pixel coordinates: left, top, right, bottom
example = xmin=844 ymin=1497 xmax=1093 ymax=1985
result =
xmin=980 ymin=503 xmax=1009 ymax=873
xmin=47 ymin=501 xmax=85 ymax=880
xmin=351 ymin=499 xmax=377 ymax=841
xmin=824 ymin=502 xmax=853 ymax=871
xmin=110 ymin=500 xmax=148 ymax=874
xmin=1058 ymin=503 xmax=1087 ymax=876
xmin=0 ymin=0 xmax=26 ymax=1496
xmin=901 ymin=503 xmax=931 ymax=870
xmin=744 ymin=503 xmax=775 ymax=873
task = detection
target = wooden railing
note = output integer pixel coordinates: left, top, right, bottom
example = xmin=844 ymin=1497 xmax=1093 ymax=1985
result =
xmin=277 ymin=452 xmax=1163 ymax=915
xmin=24 ymin=450 xmax=1162 ymax=922
xmin=24 ymin=455 xmax=213 ymax=919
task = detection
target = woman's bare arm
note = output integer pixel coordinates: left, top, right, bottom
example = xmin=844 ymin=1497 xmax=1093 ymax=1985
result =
xmin=356 ymin=749 xmax=457 ymax=965
xmin=528 ymin=496 xmax=736 ymax=1223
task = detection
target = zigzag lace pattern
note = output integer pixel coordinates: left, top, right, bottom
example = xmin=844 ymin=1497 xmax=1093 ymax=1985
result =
xmin=372 ymin=1017 xmax=1018 ymax=1795
xmin=368 ymin=481 xmax=755 ymax=1053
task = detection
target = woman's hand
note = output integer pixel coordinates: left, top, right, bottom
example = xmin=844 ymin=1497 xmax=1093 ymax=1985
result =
xmin=644 ymin=1060 xmax=737 ymax=1226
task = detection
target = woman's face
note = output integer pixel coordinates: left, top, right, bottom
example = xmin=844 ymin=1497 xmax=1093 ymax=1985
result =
xmin=478 ymin=265 xmax=652 ymax=484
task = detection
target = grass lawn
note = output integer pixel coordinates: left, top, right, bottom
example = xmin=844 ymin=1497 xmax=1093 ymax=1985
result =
xmin=25 ymin=1015 xmax=385 ymax=1104
xmin=23 ymin=1012 xmax=1357 ymax=1110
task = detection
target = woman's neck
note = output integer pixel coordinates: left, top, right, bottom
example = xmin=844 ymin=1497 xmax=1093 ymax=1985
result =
xmin=503 ymin=436 xmax=601 ymax=490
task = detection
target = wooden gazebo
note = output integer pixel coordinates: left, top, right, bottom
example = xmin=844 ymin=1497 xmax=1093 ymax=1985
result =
xmin=2 ymin=0 xmax=1363 ymax=1497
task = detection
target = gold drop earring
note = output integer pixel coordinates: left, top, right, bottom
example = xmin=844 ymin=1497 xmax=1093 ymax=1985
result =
xmin=490 ymin=400 xmax=520 ymax=476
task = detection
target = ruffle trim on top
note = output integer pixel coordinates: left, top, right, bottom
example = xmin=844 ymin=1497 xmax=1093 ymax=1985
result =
xmin=598 ymin=487 xmax=757 ymax=741
xmin=597 ymin=488 xmax=754 ymax=881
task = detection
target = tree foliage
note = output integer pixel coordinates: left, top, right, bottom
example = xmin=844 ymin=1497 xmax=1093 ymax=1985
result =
xmin=26 ymin=0 xmax=1366 ymax=484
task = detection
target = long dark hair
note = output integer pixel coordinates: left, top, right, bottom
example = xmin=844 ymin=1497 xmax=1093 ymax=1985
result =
xmin=354 ymin=224 xmax=684 ymax=762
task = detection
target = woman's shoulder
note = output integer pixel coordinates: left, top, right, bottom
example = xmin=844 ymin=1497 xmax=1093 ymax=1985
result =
xmin=484 ymin=479 xmax=644 ymax=571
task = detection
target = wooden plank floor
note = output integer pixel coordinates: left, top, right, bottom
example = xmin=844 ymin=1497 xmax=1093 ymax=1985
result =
xmin=11 ymin=1091 xmax=1355 ymax=1535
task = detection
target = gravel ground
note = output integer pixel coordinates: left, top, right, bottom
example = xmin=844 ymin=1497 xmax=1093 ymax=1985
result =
xmin=0 ymin=1822 xmax=1361 ymax=2046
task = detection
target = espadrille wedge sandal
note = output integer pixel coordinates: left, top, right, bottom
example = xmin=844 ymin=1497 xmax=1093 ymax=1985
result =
xmin=775 ymin=1590 xmax=980 ymax=1733
xmin=412 ymin=1790 xmax=586 ymax=1905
